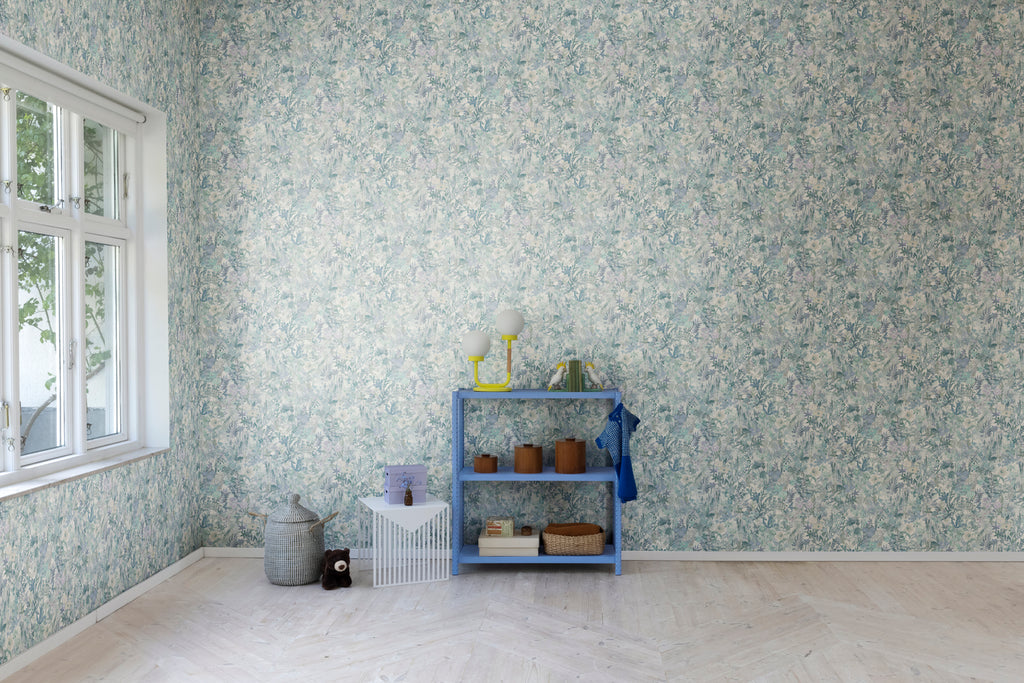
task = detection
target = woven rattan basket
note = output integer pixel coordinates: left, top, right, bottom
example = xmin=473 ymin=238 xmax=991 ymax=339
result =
xmin=542 ymin=523 xmax=604 ymax=555
xmin=251 ymin=494 xmax=338 ymax=586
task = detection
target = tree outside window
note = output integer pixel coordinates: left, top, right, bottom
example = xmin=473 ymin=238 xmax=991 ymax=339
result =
xmin=15 ymin=91 xmax=117 ymax=453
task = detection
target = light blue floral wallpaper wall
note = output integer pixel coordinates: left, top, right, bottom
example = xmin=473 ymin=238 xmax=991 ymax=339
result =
xmin=4 ymin=0 xmax=1024 ymax=669
xmin=197 ymin=0 xmax=1024 ymax=556
xmin=0 ymin=0 xmax=202 ymax=667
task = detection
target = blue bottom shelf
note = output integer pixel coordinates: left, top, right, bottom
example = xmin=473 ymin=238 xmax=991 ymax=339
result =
xmin=457 ymin=544 xmax=617 ymax=565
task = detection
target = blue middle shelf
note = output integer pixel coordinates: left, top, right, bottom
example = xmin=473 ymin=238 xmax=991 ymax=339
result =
xmin=458 ymin=465 xmax=616 ymax=482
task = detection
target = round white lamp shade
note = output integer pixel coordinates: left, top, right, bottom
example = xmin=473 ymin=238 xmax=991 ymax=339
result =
xmin=495 ymin=309 xmax=525 ymax=337
xmin=462 ymin=330 xmax=492 ymax=358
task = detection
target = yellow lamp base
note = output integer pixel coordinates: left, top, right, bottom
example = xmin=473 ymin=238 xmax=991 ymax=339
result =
xmin=469 ymin=352 xmax=514 ymax=392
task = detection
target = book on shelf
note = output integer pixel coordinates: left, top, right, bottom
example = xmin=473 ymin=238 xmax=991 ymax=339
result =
xmin=477 ymin=531 xmax=539 ymax=549
xmin=478 ymin=547 xmax=539 ymax=557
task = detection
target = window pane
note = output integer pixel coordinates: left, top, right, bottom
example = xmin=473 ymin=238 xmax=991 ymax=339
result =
xmin=18 ymin=230 xmax=65 ymax=455
xmin=83 ymin=119 xmax=119 ymax=219
xmin=16 ymin=93 xmax=58 ymax=206
xmin=85 ymin=241 xmax=120 ymax=440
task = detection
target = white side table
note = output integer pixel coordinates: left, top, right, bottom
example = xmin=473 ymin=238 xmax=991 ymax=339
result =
xmin=358 ymin=495 xmax=451 ymax=587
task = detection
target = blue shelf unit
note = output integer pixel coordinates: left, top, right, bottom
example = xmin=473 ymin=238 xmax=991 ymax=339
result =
xmin=451 ymin=388 xmax=623 ymax=575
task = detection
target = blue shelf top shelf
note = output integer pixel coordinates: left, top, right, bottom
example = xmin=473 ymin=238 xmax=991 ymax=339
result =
xmin=455 ymin=388 xmax=620 ymax=400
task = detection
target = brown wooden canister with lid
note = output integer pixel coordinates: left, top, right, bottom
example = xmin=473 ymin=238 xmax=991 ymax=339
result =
xmin=555 ymin=437 xmax=587 ymax=474
xmin=513 ymin=443 xmax=542 ymax=473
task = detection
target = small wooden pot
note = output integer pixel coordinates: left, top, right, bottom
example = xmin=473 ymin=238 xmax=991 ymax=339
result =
xmin=514 ymin=444 xmax=543 ymax=473
xmin=474 ymin=453 xmax=497 ymax=473
xmin=555 ymin=438 xmax=587 ymax=474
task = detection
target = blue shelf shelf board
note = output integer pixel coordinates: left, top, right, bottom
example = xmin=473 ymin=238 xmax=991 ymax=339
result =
xmin=455 ymin=388 xmax=619 ymax=400
xmin=459 ymin=466 xmax=616 ymax=482
xmin=458 ymin=544 xmax=617 ymax=565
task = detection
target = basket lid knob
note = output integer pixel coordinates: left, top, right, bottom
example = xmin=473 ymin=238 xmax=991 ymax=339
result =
xmin=269 ymin=493 xmax=319 ymax=523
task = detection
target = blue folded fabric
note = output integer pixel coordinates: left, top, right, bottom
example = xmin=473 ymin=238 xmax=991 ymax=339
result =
xmin=596 ymin=402 xmax=639 ymax=502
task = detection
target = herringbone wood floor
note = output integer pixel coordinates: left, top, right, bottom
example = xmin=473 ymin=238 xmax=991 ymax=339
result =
xmin=7 ymin=558 xmax=1024 ymax=681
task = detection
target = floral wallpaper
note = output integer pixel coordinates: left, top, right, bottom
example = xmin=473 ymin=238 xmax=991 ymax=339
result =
xmin=0 ymin=0 xmax=202 ymax=667
xmin=197 ymin=0 xmax=1024 ymax=556
xmin=4 ymin=0 xmax=1024 ymax=669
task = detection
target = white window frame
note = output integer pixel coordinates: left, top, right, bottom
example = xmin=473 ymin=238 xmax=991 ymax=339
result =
xmin=79 ymin=232 xmax=129 ymax=452
xmin=0 ymin=36 xmax=168 ymax=492
xmin=13 ymin=219 xmax=74 ymax=466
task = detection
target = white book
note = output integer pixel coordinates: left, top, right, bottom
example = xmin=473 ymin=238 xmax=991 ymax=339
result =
xmin=479 ymin=547 xmax=539 ymax=557
xmin=477 ymin=531 xmax=540 ymax=549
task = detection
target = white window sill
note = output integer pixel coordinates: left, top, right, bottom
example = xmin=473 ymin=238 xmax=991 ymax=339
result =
xmin=0 ymin=446 xmax=169 ymax=503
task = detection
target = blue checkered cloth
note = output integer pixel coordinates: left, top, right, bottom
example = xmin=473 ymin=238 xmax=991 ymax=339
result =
xmin=596 ymin=403 xmax=639 ymax=502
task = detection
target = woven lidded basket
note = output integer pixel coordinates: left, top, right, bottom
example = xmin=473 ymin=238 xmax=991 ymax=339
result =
xmin=542 ymin=523 xmax=604 ymax=555
xmin=255 ymin=494 xmax=338 ymax=586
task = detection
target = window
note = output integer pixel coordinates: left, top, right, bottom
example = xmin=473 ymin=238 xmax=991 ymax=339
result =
xmin=1 ymin=37 xmax=168 ymax=489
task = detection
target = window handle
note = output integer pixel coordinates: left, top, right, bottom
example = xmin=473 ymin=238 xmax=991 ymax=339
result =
xmin=38 ymin=199 xmax=65 ymax=213
xmin=1 ymin=403 xmax=14 ymax=452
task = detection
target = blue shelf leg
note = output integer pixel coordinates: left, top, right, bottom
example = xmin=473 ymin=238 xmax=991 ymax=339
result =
xmin=451 ymin=391 xmax=464 ymax=575
xmin=614 ymin=470 xmax=622 ymax=575
xmin=615 ymin=389 xmax=624 ymax=575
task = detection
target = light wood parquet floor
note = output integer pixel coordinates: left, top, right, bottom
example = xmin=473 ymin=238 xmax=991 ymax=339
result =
xmin=7 ymin=558 xmax=1024 ymax=682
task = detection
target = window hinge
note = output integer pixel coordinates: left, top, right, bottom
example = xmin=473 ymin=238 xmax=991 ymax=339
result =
xmin=123 ymin=172 xmax=129 ymax=199
xmin=69 ymin=339 xmax=77 ymax=370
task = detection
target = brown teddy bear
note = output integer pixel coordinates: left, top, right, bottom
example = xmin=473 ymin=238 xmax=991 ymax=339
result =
xmin=321 ymin=548 xmax=352 ymax=589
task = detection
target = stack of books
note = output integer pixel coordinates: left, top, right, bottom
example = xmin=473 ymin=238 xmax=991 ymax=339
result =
xmin=477 ymin=530 xmax=540 ymax=557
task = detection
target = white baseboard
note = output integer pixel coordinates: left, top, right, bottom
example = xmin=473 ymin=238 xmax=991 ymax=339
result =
xmin=200 ymin=547 xmax=372 ymax=559
xmin=95 ymin=548 xmax=206 ymax=620
xmin=5 ymin=547 xmax=1024 ymax=679
xmin=0 ymin=547 xmax=204 ymax=681
xmin=207 ymin=548 xmax=1024 ymax=562
xmin=203 ymin=546 xmax=263 ymax=558
xmin=622 ymin=550 xmax=1024 ymax=562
